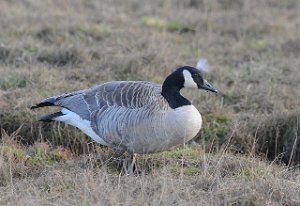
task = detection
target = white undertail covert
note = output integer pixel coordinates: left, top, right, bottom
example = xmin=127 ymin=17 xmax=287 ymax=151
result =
xmin=54 ymin=108 xmax=108 ymax=146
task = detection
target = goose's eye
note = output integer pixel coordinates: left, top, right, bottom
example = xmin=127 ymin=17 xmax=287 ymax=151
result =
xmin=192 ymin=73 xmax=199 ymax=78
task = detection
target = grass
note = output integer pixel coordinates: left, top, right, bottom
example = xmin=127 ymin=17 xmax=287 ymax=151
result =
xmin=0 ymin=0 xmax=300 ymax=205
xmin=0 ymin=75 xmax=27 ymax=90
xmin=143 ymin=16 xmax=195 ymax=33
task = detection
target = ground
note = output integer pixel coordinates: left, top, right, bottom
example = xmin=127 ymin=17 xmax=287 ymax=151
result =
xmin=0 ymin=0 xmax=300 ymax=205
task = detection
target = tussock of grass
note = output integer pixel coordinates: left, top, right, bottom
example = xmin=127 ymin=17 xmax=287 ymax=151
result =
xmin=37 ymin=47 xmax=88 ymax=66
xmin=0 ymin=109 xmax=96 ymax=155
xmin=0 ymin=135 xmax=73 ymax=187
xmin=229 ymin=112 xmax=300 ymax=165
xmin=0 ymin=76 xmax=26 ymax=90
xmin=0 ymin=110 xmax=35 ymax=142
xmin=256 ymin=113 xmax=300 ymax=165
xmin=281 ymin=39 xmax=300 ymax=57
xmin=35 ymin=27 xmax=66 ymax=44
xmin=200 ymin=113 xmax=231 ymax=151
xmin=0 ymin=46 xmax=28 ymax=65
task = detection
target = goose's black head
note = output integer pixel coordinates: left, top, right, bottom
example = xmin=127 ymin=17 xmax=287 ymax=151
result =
xmin=162 ymin=66 xmax=218 ymax=108
xmin=162 ymin=66 xmax=218 ymax=93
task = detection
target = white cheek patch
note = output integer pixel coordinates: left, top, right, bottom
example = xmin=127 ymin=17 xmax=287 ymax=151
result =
xmin=183 ymin=70 xmax=198 ymax=89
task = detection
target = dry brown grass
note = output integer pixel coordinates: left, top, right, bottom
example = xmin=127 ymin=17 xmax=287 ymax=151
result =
xmin=0 ymin=0 xmax=300 ymax=205
xmin=1 ymin=143 xmax=300 ymax=205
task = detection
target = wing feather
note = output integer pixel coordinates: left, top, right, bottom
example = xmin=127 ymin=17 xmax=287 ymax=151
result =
xmin=42 ymin=81 xmax=163 ymax=121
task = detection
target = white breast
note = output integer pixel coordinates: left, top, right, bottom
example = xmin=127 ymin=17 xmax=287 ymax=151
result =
xmin=166 ymin=105 xmax=202 ymax=142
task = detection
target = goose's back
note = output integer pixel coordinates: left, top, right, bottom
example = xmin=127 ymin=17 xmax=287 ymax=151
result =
xmin=53 ymin=81 xmax=164 ymax=118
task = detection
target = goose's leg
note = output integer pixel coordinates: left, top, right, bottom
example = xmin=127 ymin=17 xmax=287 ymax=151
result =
xmin=114 ymin=147 xmax=136 ymax=175
xmin=124 ymin=153 xmax=136 ymax=175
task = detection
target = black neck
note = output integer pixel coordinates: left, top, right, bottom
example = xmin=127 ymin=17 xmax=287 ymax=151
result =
xmin=161 ymin=77 xmax=191 ymax=109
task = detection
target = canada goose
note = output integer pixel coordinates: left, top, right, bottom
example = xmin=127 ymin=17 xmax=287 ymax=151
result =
xmin=31 ymin=66 xmax=218 ymax=173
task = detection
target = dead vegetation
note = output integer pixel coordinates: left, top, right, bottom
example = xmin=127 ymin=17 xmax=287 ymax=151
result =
xmin=229 ymin=112 xmax=300 ymax=166
xmin=0 ymin=0 xmax=300 ymax=205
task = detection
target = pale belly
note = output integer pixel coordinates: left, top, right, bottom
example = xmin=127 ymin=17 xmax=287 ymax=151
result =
xmin=120 ymin=105 xmax=202 ymax=154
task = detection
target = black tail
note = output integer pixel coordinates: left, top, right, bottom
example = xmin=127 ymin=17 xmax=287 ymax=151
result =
xmin=39 ymin=111 xmax=64 ymax=122
xmin=31 ymin=97 xmax=57 ymax=109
